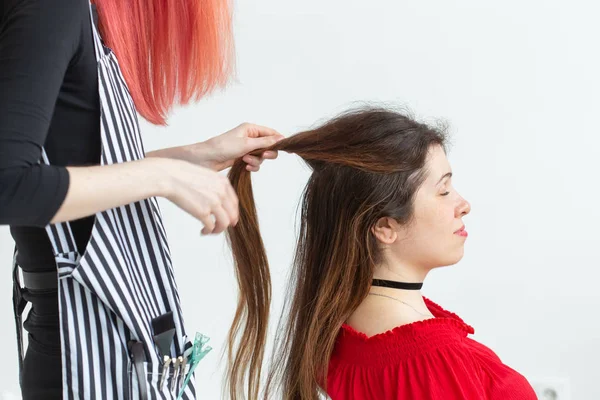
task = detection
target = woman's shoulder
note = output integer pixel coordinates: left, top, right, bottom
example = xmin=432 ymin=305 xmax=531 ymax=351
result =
xmin=1 ymin=0 xmax=89 ymax=26
xmin=0 ymin=0 xmax=91 ymax=65
xmin=331 ymin=298 xmax=476 ymax=367
xmin=330 ymin=298 xmax=537 ymax=399
xmin=328 ymin=329 xmax=532 ymax=400
xmin=329 ymin=327 xmax=537 ymax=400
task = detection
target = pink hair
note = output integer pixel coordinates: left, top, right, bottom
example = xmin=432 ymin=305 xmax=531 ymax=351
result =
xmin=94 ymin=0 xmax=234 ymax=125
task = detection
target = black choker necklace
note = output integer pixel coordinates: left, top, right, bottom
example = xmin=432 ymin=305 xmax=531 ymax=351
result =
xmin=371 ymin=279 xmax=423 ymax=290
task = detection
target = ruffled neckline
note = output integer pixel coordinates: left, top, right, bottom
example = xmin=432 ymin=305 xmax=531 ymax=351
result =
xmin=332 ymin=297 xmax=475 ymax=366
xmin=340 ymin=297 xmax=474 ymax=340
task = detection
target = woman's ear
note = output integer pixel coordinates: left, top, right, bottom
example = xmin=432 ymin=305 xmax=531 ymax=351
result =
xmin=371 ymin=217 xmax=399 ymax=244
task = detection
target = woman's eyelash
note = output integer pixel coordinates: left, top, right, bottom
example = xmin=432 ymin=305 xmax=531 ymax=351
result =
xmin=440 ymin=181 xmax=452 ymax=196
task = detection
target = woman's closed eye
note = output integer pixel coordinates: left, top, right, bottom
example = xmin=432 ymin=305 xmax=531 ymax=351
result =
xmin=440 ymin=180 xmax=453 ymax=196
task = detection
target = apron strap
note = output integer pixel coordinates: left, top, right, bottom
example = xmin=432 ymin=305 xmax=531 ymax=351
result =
xmin=129 ymin=341 xmax=149 ymax=400
xmin=89 ymin=3 xmax=106 ymax=61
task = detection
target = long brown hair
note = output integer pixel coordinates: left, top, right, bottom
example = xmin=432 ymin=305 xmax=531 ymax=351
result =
xmin=225 ymin=107 xmax=447 ymax=399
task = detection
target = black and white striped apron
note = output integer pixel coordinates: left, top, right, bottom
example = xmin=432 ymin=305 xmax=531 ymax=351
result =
xmin=12 ymin=3 xmax=197 ymax=399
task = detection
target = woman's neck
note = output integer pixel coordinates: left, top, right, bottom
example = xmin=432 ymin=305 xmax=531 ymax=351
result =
xmin=372 ymin=259 xmax=429 ymax=283
xmin=346 ymin=265 xmax=434 ymax=337
xmin=347 ymin=287 xmax=433 ymax=336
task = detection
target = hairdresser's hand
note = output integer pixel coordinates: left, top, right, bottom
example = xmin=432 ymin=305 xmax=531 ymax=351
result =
xmin=195 ymin=123 xmax=284 ymax=172
xmin=160 ymin=158 xmax=239 ymax=235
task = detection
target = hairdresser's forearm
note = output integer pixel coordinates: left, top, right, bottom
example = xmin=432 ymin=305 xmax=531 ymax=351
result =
xmin=50 ymin=158 xmax=172 ymax=224
xmin=146 ymin=142 xmax=217 ymax=170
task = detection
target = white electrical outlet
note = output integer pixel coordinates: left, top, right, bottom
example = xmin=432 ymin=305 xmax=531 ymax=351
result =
xmin=530 ymin=377 xmax=571 ymax=400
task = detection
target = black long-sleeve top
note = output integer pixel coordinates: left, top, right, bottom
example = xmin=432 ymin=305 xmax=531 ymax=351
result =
xmin=1 ymin=0 xmax=101 ymax=271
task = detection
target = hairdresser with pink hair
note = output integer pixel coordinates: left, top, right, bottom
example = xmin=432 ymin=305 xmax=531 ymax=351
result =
xmin=0 ymin=0 xmax=279 ymax=398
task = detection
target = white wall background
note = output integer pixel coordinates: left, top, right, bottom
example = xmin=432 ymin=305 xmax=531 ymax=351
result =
xmin=1 ymin=0 xmax=599 ymax=398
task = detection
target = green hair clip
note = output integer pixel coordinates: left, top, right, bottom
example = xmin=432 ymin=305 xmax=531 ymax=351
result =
xmin=177 ymin=332 xmax=212 ymax=399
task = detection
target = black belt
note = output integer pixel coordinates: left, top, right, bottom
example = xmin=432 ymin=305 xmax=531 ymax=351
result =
xmin=13 ymin=267 xmax=58 ymax=385
xmin=21 ymin=270 xmax=58 ymax=290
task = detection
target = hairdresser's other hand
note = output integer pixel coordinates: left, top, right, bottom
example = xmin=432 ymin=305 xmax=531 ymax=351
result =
xmin=160 ymin=158 xmax=239 ymax=235
xmin=194 ymin=123 xmax=284 ymax=172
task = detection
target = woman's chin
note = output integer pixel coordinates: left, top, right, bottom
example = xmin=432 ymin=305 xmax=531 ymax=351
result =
xmin=436 ymin=249 xmax=465 ymax=268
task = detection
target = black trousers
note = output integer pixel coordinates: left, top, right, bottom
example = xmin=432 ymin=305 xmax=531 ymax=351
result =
xmin=21 ymin=288 xmax=62 ymax=399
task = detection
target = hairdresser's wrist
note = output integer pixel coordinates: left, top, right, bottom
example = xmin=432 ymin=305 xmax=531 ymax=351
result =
xmin=144 ymin=157 xmax=177 ymax=198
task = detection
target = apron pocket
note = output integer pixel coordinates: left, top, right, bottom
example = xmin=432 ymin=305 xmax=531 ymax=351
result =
xmin=128 ymin=359 xmax=187 ymax=399
xmin=130 ymin=336 xmax=196 ymax=400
